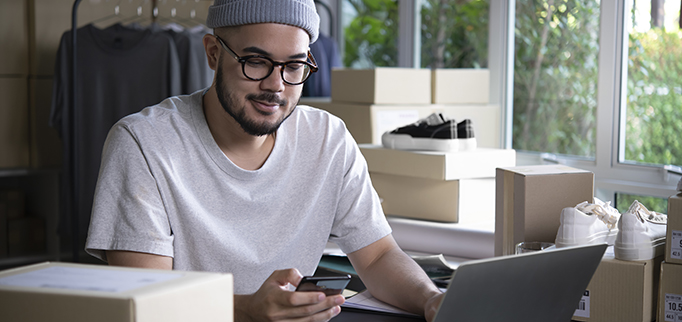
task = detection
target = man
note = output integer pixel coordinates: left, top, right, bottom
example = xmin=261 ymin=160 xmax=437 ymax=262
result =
xmin=85 ymin=0 xmax=444 ymax=321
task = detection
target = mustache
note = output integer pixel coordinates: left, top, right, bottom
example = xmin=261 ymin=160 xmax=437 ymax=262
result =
xmin=246 ymin=93 xmax=287 ymax=106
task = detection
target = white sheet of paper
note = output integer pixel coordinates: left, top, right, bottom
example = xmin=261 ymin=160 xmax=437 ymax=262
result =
xmin=0 ymin=266 xmax=183 ymax=293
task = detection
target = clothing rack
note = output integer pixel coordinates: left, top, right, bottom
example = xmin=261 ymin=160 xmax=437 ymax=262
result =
xmin=67 ymin=0 xmax=209 ymax=262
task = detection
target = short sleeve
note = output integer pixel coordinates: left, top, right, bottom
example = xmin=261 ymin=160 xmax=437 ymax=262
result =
xmin=85 ymin=121 xmax=174 ymax=262
xmin=328 ymin=131 xmax=392 ymax=254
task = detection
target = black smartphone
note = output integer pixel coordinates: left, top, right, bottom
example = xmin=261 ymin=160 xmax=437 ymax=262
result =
xmin=295 ymin=275 xmax=351 ymax=296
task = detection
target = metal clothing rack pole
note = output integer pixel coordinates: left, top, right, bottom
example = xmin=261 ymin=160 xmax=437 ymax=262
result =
xmin=70 ymin=0 xmax=82 ymax=263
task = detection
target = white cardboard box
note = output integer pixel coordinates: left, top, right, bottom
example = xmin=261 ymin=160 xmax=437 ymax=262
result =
xmin=331 ymin=68 xmax=432 ymax=105
xmin=301 ymin=99 xmax=436 ymax=145
xmin=0 ymin=262 xmax=233 ymax=322
xmin=360 ymin=145 xmax=516 ymax=181
xmin=371 ymin=174 xmax=494 ymax=223
xmin=431 ymin=69 xmax=490 ymax=104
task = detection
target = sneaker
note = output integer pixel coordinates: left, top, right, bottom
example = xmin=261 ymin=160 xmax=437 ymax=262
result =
xmin=456 ymin=119 xmax=477 ymax=151
xmin=381 ymin=113 xmax=459 ymax=152
xmin=614 ymin=200 xmax=667 ymax=261
xmin=555 ymin=197 xmax=620 ymax=248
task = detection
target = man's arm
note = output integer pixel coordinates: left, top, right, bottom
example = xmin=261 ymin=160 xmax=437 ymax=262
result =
xmin=106 ymin=250 xmax=173 ymax=269
xmin=346 ymin=235 xmax=445 ymax=321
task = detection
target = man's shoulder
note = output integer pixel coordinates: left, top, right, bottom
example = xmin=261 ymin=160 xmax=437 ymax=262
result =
xmin=118 ymin=92 xmax=199 ymax=129
xmin=292 ymin=104 xmax=346 ymax=129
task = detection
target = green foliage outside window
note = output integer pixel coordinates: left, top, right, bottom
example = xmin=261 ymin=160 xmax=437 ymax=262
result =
xmin=420 ymin=0 xmax=489 ymax=68
xmin=343 ymin=0 xmax=399 ymax=67
xmin=513 ymin=0 xmax=600 ymax=158
xmin=625 ymin=29 xmax=682 ymax=167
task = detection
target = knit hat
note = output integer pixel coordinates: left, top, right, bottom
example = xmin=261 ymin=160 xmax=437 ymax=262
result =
xmin=206 ymin=0 xmax=320 ymax=44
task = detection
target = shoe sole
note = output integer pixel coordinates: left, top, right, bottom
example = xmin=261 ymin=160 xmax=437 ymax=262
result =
xmin=382 ymin=133 xmax=459 ymax=152
xmin=555 ymin=230 xmax=618 ymax=248
xmin=614 ymin=236 xmax=666 ymax=261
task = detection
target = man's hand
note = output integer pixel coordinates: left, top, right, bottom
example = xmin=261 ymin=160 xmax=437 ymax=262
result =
xmin=235 ymin=269 xmax=345 ymax=322
xmin=424 ymin=292 xmax=445 ymax=322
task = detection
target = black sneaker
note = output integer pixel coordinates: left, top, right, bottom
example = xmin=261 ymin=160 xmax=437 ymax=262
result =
xmin=457 ymin=119 xmax=476 ymax=151
xmin=381 ymin=113 xmax=459 ymax=151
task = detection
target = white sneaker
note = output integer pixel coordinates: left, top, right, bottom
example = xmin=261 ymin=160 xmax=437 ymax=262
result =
xmin=614 ymin=200 xmax=667 ymax=261
xmin=555 ymin=197 xmax=620 ymax=248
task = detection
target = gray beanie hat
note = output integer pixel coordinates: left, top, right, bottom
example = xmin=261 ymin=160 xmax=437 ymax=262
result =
xmin=206 ymin=0 xmax=320 ymax=44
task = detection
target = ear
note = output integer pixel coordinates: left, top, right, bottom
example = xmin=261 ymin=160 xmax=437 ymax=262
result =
xmin=203 ymin=34 xmax=220 ymax=71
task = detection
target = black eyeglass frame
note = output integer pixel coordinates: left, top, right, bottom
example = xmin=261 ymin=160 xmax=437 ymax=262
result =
xmin=214 ymin=35 xmax=319 ymax=86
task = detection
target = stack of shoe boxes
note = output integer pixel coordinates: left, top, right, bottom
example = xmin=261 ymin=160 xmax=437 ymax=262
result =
xmin=568 ymin=205 xmax=667 ymax=322
xmin=302 ymin=67 xmax=514 ymax=223
xmin=361 ymin=145 xmax=514 ymax=222
xmin=302 ymin=67 xmax=436 ymax=145
xmin=659 ymin=192 xmax=682 ymax=322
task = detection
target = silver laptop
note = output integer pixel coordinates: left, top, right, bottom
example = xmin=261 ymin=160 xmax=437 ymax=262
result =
xmin=433 ymin=243 xmax=607 ymax=322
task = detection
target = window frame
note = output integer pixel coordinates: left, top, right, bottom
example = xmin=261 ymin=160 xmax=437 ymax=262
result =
xmin=494 ymin=0 xmax=679 ymax=200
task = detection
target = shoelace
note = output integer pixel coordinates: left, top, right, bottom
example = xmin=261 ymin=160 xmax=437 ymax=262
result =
xmin=630 ymin=200 xmax=667 ymax=224
xmin=576 ymin=201 xmax=620 ymax=229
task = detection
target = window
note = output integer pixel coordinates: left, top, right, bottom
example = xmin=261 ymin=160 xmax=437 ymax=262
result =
xmin=341 ymin=0 xmax=399 ymax=68
xmin=512 ymin=0 xmax=600 ymax=158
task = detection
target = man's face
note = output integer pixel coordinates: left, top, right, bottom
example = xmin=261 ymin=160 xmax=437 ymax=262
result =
xmin=214 ymin=23 xmax=310 ymax=136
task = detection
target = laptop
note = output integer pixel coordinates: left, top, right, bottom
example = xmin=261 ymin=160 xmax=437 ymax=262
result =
xmin=433 ymin=243 xmax=607 ymax=322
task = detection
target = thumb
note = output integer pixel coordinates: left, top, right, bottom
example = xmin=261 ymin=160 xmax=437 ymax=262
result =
xmin=269 ymin=268 xmax=304 ymax=288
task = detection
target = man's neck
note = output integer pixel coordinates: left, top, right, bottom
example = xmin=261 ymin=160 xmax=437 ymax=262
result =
xmin=203 ymin=86 xmax=276 ymax=171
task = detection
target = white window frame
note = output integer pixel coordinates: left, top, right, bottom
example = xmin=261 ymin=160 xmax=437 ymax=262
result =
xmin=490 ymin=0 xmax=680 ymax=201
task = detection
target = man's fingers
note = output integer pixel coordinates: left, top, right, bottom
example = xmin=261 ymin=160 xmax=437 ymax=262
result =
xmin=286 ymin=294 xmax=345 ymax=317
xmin=270 ymin=268 xmax=304 ymax=287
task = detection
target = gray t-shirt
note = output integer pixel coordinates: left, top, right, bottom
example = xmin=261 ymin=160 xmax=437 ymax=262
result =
xmin=85 ymin=90 xmax=391 ymax=294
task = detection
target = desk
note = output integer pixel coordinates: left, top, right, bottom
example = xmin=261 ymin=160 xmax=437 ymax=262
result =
xmin=333 ymin=309 xmax=425 ymax=321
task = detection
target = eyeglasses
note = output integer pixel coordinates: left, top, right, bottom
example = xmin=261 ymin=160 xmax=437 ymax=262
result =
xmin=214 ymin=35 xmax=318 ymax=86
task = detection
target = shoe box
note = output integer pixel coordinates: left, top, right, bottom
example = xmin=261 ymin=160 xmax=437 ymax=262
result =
xmin=494 ymin=165 xmax=594 ymax=256
xmin=431 ymin=69 xmax=490 ymax=104
xmin=657 ymin=262 xmax=682 ymax=322
xmin=299 ymin=98 xmax=436 ymax=145
xmin=0 ymin=262 xmax=233 ymax=322
xmin=360 ymin=145 xmax=515 ymax=222
xmin=331 ymin=68 xmax=432 ymax=105
xmin=572 ymin=255 xmax=663 ymax=322
xmin=301 ymin=98 xmax=503 ymax=149
xmin=666 ymin=193 xmax=682 ymax=265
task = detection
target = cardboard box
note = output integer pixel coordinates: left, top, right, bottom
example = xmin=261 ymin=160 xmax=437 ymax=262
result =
xmin=0 ymin=77 xmax=30 ymax=168
xmin=331 ymin=68 xmax=432 ymax=105
xmin=0 ymin=190 xmax=26 ymax=220
xmin=495 ymin=165 xmax=594 ymax=256
xmin=371 ymin=174 xmax=494 ymax=222
xmin=7 ymin=217 xmax=45 ymax=256
xmin=658 ymin=262 xmax=682 ymax=322
xmin=431 ymin=69 xmax=489 ymax=104
xmin=667 ymin=193 xmax=682 ymax=265
xmin=361 ymin=145 xmax=516 ymax=181
xmin=572 ymin=256 xmax=662 ymax=322
xmin=0 ymin=0 xmax=29 ymax=75
xmin=0 ymin=262 xmax=233 ymax=322
xmin=301 ymin=99 xmax=437 ymax=144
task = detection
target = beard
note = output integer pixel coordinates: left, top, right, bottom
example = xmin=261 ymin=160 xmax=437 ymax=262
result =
xmin=215 ymin=59 xmax=299 ymax=136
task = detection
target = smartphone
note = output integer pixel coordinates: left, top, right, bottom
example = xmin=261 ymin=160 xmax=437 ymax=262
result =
xmin=295 ymin=275 xmax=351 ymax=296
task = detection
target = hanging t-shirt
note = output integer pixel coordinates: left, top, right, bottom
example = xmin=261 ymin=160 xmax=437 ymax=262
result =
xmin=50 ymin=23 xmax=182 ymax=240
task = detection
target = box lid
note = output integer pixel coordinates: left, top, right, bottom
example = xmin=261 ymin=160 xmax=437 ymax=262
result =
xmin=360 ymin=144 xmax=516 ymax=180
xmin=0 ymin=262 xmax=233 ymax=322
xmin=497 ymin=165 xmax=592 ymax=176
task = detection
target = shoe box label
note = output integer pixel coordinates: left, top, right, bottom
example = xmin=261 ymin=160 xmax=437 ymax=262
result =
xmin=672 ymin=231 xmax=682 ymax=260
xmin=573 ymin=290 xmax=591 ymax=318
xmin=664 ymin=293 xmax=682 ymax=322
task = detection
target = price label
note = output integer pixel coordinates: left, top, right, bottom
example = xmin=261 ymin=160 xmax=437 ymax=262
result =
xmin=671 ymin=231 xmax=682 ymax=260
xmin=665 ymin=293 xmax=682 ymax=322
xmin=574 ymin=290 xmax=590 ymax=318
